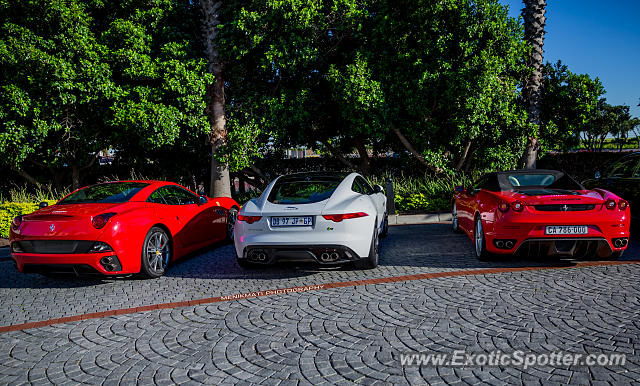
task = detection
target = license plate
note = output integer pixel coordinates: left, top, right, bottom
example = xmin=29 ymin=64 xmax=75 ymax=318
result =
xmin=270 ymin=216 xmax=313 ymax=227
xmin=545 ymin=225 xmax=588 ymax=235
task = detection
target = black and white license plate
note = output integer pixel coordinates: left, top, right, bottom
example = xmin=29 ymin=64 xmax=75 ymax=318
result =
xmin=270 ymin=216 xmax=313 ymax=227
xmin=545 ymin=225 xmax=588 ymax=235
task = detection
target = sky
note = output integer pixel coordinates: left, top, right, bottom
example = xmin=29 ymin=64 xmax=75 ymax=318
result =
xmin=499 ymin=0 xmax=640 ymax=118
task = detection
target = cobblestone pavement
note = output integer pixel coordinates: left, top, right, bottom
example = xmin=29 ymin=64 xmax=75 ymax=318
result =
xmin=1 ymin=224 xmax=639 ymax=384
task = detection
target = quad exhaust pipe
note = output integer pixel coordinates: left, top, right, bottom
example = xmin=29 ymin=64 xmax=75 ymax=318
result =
xmin=248 ymin=250 xmax=268 ymax=262
xmin=494 ymin=239 xmax=516 ymax=250
xmin=319 ymin=250 xmax=341 ymax=262
xmin=613 ymin=238 xmax=628 ymax=248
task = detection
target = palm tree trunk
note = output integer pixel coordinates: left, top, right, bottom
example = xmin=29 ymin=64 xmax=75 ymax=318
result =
xmin=201 ymin=0 xmax=231 ymax=197
xmin=521 ymin=0 xmax=547 ymax=169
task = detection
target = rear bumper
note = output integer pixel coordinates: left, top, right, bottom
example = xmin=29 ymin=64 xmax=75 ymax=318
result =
xmin=238 ymin=244 xmax=363 ymax=265
xmin=11 ymin=249 xmax=126 ymax=275
xmin=484 ymin=214 xmax=629 ymax=257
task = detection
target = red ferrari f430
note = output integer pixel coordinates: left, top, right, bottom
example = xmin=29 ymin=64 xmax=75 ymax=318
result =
xmin=10 ymin=181 xmax=240 ymax=278
xmin=452 ymin=170 xmax=630 ymax=260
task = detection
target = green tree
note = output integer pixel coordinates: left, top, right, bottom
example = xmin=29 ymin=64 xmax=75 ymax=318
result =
xmin=539 ymin=61 xmax=605 ymax=151
xmin=370 ymin=0 xmax=528 ymax=173
xmin=0 ymin=0 xmax=211 ymax=189
xmin=219 ymin=0 xmax=378 ymax=175
xmin=520 ymin=0 xmax=547 ymax=168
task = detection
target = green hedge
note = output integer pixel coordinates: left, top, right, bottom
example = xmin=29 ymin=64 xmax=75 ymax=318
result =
xmin=0 ymin=201 xmax=57 ymax=239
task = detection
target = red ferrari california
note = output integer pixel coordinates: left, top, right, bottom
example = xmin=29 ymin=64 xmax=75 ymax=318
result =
xmin=452 ymin=170 xmax=630 ymax=260
xmin=9 ymin=181 xmax=240 ymax=278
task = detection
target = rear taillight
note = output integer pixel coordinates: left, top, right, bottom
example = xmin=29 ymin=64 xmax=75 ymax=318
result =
xmin=618 ymin=200 xmax=629 ymax=210
xmin=605 ymin=199 xmax=617 ymax=210
xmin=11 ymin=216 xmax=23 ymax=230
xmin=92 ymin=213 xmax=116 ymax=229
xmin=322 ymin=212 xmax=369 ymax=222
xmin=511 ymin=201 xmax=524 ymax=212
xmin=498 ymin=202 xmax=510 ymax=212
xmin=237 ymin=215 xmax=262 ymax=224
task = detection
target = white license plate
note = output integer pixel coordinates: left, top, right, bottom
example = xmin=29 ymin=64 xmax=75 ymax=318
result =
xmin=545 ymin=225 xmax=588 ymax=235
xmin=270 ymin=216 xmax=313 ymax=227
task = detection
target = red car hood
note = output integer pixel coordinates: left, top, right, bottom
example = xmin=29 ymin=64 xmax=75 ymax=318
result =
xmin=496 ymin=189 xmax=605 ymax=205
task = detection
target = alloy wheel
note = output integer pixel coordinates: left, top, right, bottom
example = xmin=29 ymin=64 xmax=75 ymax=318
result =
xmin=452 ymin=203 xmax=458 ymax=231
xmin=475 ymin=219 xmax=484 ymax=257
xmin=227 ymin=208 xmax=238 ymax=240
xmin=146 ymin=231 xmax=170 ymax=274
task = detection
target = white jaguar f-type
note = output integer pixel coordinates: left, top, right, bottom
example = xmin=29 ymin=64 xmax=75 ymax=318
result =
xmin=234 ymin=172 xmax=388 ymax=269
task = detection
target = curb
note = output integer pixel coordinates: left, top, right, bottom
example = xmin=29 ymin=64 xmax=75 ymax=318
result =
xmin=389 ymin=212 xmax=451 ymax=225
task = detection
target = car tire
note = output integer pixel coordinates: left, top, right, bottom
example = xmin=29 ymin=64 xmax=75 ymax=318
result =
xmin=226 ymin=207 xmax=239 ymax=242
xmin=474 ymin=217 xmax=493 ymax=261
xmin=380 ymin=213 xmax=389 ymax=238
xmin=139 ymin=226 xmax=171 ymax=279
xmin=355 ymin=227 xmax=379 ymax=269
xmin=608 ymin=251 xmax=624 ymax=260
xmin=452 ymin=203 xmax=461 ymax=233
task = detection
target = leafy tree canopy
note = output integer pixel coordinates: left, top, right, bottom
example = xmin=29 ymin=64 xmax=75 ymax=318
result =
xmin=0 ymin=0 xmax=211 ymax=187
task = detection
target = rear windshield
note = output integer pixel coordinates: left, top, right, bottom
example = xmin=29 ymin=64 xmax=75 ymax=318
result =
xmin=267 ymin=180 xmax=341 ymax=204
xmin=58 ymin=182 xmax=149 ymax=204
xmin=506 ymin=174 xmax=556 ymax=188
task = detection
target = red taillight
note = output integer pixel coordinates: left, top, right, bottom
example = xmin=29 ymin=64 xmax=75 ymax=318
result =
xmin=511 ymin=201 xmax=524 ymax=212
xmin=237 ymin=215 xmax=262 ymax=224
xmin=92 ymin=213 xmax=116 ymax=229
xmin=618 ymin=200 xmax=629 ymax=210
xmin=11 ymin=216 xmax=23 ymax=229
xmin=498 ymin=202 xmax=510 ymax=212
xmin=322 ymin=212 xmax=369 ymax=222
xmin=605 ymin=199 xmax=616 ymax=210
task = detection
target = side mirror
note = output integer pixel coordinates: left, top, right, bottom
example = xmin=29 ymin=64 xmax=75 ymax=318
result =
xmin=199 ymin=196 xmax=208 ymax=205
xmin=455 ymin=185 xmax=465 ymax=192
xmin=594 ymin=171 xmax=601 ymax=179
xmin=373 ymin=184 xmax=384 ymax=193
xmin=39 ymin=201 xmax=48 ymax=209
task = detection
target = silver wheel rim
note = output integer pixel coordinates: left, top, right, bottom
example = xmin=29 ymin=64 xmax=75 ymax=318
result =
xmin=452 ymin=204 xmax=458 ymax=230
xmin=146 ymin=231 xmax=170 ymax=274
xmin=475 ymin=220 xmax=483 ymax=256
xmin=227 ymin=209 xmax=238 ymax=238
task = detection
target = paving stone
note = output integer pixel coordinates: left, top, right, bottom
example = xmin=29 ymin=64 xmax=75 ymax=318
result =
xmin=0 ymin=224 xmax=639 ymax=384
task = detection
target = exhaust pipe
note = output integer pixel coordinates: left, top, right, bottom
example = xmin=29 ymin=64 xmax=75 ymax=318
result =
xmin=320 ymin=252 xmax=330 ymax=262
xmin=257 ymin=252 xmax=267 ymax=261
xmin=496 ymin=240 xmax=504 ymax=248
xmin=505 ymin=240 xmax=514 ymax=249
xmin=613 ymin=238 xmax=626 ymax=248
xmin=330 ymin=252 xmax=340 ymax=261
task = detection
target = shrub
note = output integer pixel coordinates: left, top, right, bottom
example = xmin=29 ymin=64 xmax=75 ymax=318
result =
xmin=0 ymin=201 xmax=57 ymax=239
xmin=368 ymin=173 xmax=479 ymax=213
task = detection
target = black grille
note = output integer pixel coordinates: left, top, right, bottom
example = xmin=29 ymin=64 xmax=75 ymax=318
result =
xmin=14 ymin=240 xmax=95 ymax=254
xmin=533 ymin=204 xmax=596 ymax=211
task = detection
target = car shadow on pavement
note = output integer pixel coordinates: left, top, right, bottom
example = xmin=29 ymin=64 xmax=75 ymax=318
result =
xmin=165 ymin=240 xmax=326 ymax=280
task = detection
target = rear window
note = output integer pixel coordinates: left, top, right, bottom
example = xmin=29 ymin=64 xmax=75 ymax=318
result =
xmin=58 ymin=182 xmax=149 ymax=204
xmin=268 ymin=180 xmax=341 ymax=204
xmin=506 ymin=174 xmax=556 ymax=188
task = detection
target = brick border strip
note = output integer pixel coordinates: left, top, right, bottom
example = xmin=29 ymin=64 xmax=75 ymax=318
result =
xmin=1 ymin=259 xmax=638 ymax=333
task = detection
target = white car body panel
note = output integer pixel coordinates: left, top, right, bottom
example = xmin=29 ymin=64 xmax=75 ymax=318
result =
xmin=234 ymin=172 xmax=386 ymax=264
